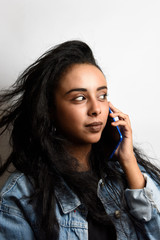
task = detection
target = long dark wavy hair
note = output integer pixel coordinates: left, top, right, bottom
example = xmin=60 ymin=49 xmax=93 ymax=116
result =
xmin=0 ymin=40 xmax=160 ymax=239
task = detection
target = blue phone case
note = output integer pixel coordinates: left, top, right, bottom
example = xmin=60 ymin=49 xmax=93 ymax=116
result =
xmin=109 ymin=108 xmax=123 ymax=159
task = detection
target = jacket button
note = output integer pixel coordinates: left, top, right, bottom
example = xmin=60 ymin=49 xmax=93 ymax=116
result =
xmin=101 ymin=181 xmax=105 ymax=187
xmin=114 ymin=210 xmax=121 ymax=219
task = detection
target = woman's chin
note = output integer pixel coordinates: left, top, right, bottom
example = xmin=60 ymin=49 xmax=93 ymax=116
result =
xmin=83 ymin=134 xmax=102 ymax=144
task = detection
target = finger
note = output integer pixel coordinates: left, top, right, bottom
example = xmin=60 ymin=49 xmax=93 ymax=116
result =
xmin=110 ymin=112 xmax=131 ymax=127
xmin=108 ymin=102 xmax=132 ymax=128
xmin=111 ymin=120 xmax=128 ymax=127
xmin=111 ymin=120 xmax=132 ymax=134
xmin=109 ymin=102 xmax=122 ymax=113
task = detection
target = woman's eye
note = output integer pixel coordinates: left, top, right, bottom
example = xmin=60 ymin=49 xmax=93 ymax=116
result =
xmin=74 ymin=96 xmax=85 ymax=101
xmin=99 ymin=93 xmax=107 ymax=100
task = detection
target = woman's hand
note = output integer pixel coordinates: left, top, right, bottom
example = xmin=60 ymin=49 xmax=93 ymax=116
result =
xmin=109 ymin=102 xmax=134 ymax=164
xmin=109 ymin=102 xmax=145 ymax=189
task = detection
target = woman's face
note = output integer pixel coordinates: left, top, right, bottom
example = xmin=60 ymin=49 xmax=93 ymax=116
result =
xmin=54 ymin=64 xmax=109 ymax=145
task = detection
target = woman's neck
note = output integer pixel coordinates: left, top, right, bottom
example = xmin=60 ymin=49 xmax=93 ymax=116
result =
xmin=65 ymin=142 xmax=92 ymax=172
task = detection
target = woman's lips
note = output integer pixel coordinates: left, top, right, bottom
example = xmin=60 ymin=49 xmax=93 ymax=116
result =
xmin=85 ymin=122 xmax=103 ymax=132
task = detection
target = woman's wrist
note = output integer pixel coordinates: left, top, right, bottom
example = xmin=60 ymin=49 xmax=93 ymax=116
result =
xmin=120 ymin=155 xmax=146 ymax=189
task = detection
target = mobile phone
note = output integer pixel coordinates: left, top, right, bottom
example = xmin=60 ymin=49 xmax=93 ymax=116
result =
xmin=108 ymin=108 xmax=123 ymax=159
xmin=100 ymin=108 xmax=123 ymax=160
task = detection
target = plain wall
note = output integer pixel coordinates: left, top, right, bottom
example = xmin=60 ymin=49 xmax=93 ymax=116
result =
xmin=0 ymin=0 xmax=160 ymax=166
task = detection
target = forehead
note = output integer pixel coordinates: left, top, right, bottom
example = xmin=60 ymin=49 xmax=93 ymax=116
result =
xmin=58 ymin=64 xmax=107 ymax=90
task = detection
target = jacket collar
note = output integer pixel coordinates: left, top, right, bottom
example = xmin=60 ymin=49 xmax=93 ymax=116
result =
xmin=55 ymin=178 xmax=82 ymax=214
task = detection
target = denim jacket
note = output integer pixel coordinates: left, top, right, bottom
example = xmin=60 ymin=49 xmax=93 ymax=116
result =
xmin=0 ymin=166 xmax=160 ymax=240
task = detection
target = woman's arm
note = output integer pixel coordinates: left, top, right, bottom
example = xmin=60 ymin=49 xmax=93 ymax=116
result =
xmin=0 ymin=210 xmax=36 ymax=240
xmin=0 ymin=172 xmax=41 ymax=240
xmin=109 ymin=102 xmax=145 ymax=189
xmin=109 ymin=102 xmax=160 ymax=239
xmin=125 ymin=172 xmax=160 ymax=239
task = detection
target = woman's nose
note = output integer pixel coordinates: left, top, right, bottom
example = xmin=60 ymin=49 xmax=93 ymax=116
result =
xmin=88 ymin=99 xmax=101 ymax=116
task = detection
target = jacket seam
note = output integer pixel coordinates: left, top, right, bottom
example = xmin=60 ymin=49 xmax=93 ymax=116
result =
xmin=0 ymin=203 xmax=26 ymax=220
xmin=1 ymin=172 xmax=24 ymax=198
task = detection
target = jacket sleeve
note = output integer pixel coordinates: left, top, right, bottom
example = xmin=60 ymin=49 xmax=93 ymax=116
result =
xmin=0 ymin=207 xmax=35 ymax=240
xmin=125 ymin=173 xmax=160 ymax=239
xmin=0 ymin=172 xmax=39 ymax=240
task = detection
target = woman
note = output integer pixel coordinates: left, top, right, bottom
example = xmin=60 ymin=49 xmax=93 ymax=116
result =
xmin=0 ymin=40 xmax=160 ymax=239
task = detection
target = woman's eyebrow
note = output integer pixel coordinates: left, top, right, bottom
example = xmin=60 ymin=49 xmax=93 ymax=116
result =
xmin=97 ymin=86 xmax=108 ymax=91
xmin=65 ymin=88 xmax=87 ymax=95
xmin=65 ymin=86 xmax=107 ymax=95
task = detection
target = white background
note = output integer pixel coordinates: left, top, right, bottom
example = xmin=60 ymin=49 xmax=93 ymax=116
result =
xmin=0 ymin=0 xmax=160 ymax=165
